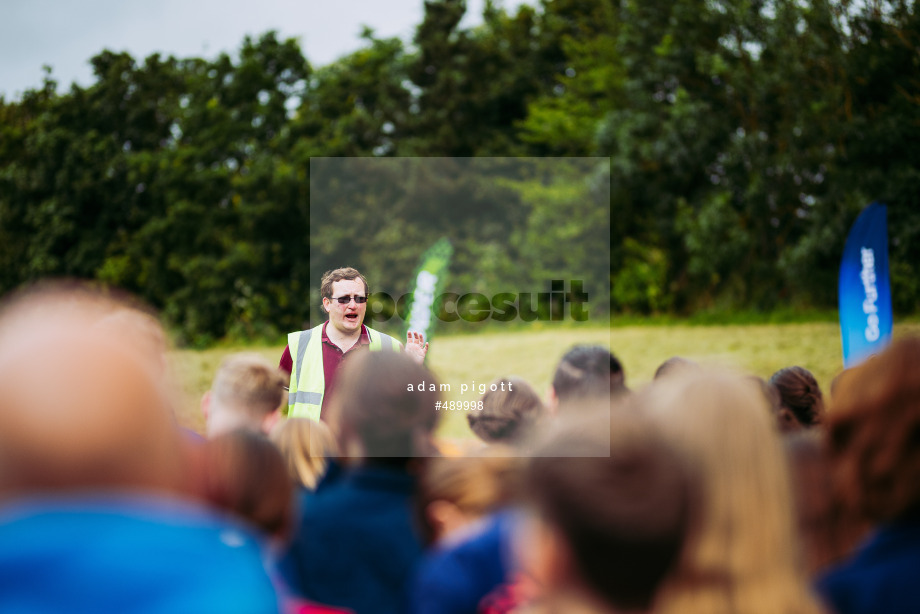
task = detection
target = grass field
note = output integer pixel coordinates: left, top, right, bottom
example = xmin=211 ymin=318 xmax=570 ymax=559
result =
xmin=171 ymin=322 xmax=920 ymax=441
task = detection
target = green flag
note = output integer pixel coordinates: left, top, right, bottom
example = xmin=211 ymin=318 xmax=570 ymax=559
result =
xmin=403 ymin=238 xmax=453 ymax=348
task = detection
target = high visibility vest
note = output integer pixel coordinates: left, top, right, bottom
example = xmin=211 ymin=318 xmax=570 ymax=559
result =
xmin=286 ymin=323 xmax=400 ymax=420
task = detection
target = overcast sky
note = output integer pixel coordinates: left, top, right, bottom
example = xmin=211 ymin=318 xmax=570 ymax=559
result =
xmin=1 ymin=0 xmax=532 ymax=100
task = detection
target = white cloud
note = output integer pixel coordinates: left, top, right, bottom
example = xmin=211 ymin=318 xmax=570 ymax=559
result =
xmin=0 ymin=0 xmax=532 ymax=99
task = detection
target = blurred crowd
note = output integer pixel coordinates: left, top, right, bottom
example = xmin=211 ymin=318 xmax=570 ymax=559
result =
xmin=0 ymin=282 xmax=917 ymax=614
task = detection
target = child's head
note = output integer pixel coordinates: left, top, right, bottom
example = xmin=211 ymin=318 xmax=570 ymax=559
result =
xmin=203 ymin=353 xmax=287 ymax=438
xmin=523 ymin=410 xmax=690 ymax=611
xmin=201 ymin=429 xmax=293 ymax=541
xmin=327 ymin=351 xmax=442 ymax=460
xmin=770 ymin=366 xmax=825 ymax=429
xmin=468 ymin=376 xmax=545 ymax=444
xmin=549 ymin=345 xmax=627 ymax=412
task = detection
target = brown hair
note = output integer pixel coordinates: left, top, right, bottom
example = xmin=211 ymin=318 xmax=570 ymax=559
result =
xmin=326 ymin=351 xmax=442 ymax=459
xmin=416 ymin=451 xmax=521 ymax=544
xmin=201 ymin=430 xmax=294 ymax=539
xmin=526 ymin=410 xmax=691 ymax=612
xmin=828 ymin=337 xmax=920 ymax=522
xmin=770 ymin=366 xmax=825 ymax=428
xmin=211 ymin=353 xmax=287 ymax=419
xmin=320 ymin=267 xmax=369 ymax=299
xmin=270 ymin=417 xmax=338 ymax=489
xmin=467 ymin=377 xmax=545 ymax=443
xmin=784 ymin=431 xmax=867 ymax=575
xmin=644 ymin=371 xmax=823 ymax=614
xmin=749 ymin=375 xmax=793 ymax=432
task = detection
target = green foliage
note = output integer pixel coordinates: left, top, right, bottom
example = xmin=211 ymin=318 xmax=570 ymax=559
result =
xmin=2 ymin=0 xmax=920 ymax=343
xmin=520 ymin=0 xmax=920 ymax=315
xmin=1 ymin=33 xmax=311 ymax=344
xmin=612 ymin=238 xmax=672 ymax=313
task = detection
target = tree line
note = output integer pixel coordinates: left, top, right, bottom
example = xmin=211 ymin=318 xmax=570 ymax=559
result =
xmin=1 ymin=0 xmax=917 ymax=345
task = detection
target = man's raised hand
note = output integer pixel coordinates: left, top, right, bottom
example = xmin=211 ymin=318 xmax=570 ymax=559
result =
xmin=405 ymin=331 xmax=429 ymax=364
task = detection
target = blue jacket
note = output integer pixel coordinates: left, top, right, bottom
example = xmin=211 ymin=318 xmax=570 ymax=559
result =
xmin=0 ymin=494 xmax=281 ymax=614
xmin=411 ymin=510 xmax=518 ymax=614
xmin=817 ymin=516 xmax=920 ymax=614
xmin=281 ymin=461 xmax=424 ymax=614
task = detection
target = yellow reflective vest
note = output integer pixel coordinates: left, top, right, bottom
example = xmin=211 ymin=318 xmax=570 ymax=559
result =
xmin=286 ymin=323 xmax=400 ymax=420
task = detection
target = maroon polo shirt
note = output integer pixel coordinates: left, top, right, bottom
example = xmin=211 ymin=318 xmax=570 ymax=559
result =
xmin=279 ymin=321 xmax=371 ymax=420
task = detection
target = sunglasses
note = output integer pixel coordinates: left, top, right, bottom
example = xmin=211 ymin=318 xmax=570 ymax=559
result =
xmin=329 ymin=295 xmax=368 ymax=304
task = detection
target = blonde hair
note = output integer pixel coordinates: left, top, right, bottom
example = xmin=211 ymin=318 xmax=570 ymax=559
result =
xmin=211 ymin=353 xmax=287 ymax=419
xmin=642 ymin=371 xmax=824 ymax=614
xmin=270 ymin=418 xmax=338 ymax=489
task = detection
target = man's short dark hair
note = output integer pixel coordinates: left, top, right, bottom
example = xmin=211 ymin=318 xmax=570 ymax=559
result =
xmin=551 ymin=345 xmax=625 ymax=404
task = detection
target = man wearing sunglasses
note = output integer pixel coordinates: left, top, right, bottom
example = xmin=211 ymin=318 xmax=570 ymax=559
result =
xmin=280 ymin=267 xmax=429 ymax=421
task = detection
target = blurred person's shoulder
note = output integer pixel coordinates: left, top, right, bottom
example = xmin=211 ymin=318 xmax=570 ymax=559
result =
xmin=817 ymin=516 xmax=920 ymax=614
xmin=413 ymin=510 xmax=521 ymax=614
xmin=299 ymin=460 xmax=417 ymax=528
xmin=0 ymin=494 xmax=280 ymax=613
